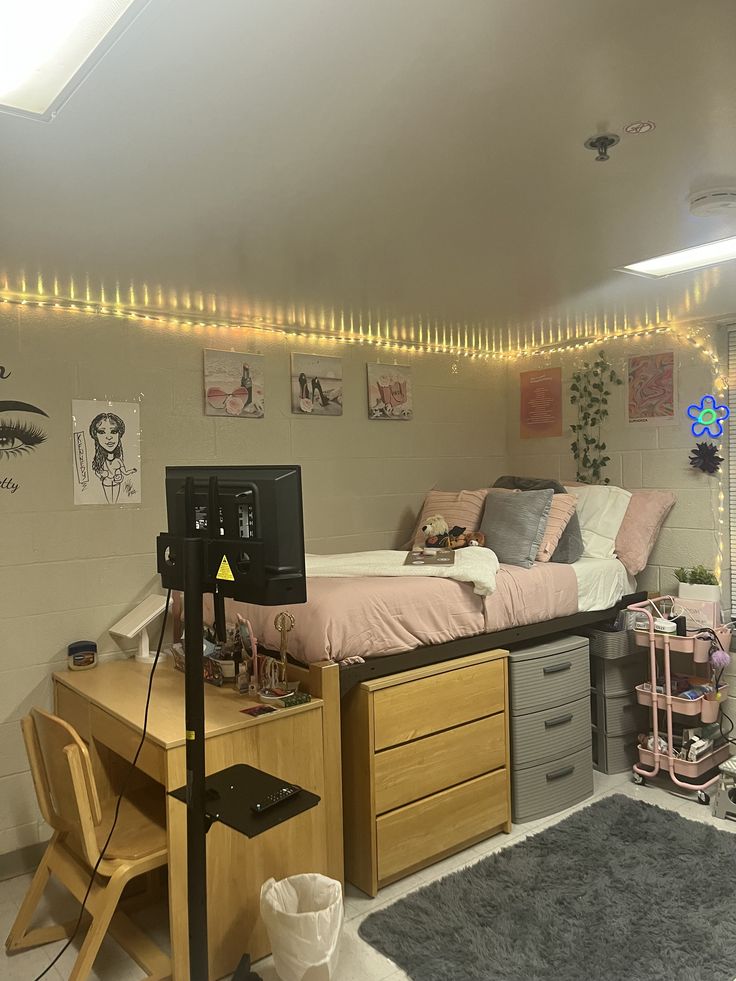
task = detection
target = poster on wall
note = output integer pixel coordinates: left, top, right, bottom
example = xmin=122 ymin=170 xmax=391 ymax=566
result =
xmin=519 ymin=367 xmax=562 ymax=438
xmin=290 ymin=353 xmax=343 ymax=415
xmin=628 ymin=352 xmax=677 ymax=425
xmin=72 ymin=400 xmax=141 ymax=505
xmin=204 ymin=349 xmax=264 ymax=417
xmin=367 ymin=363 xmax=413 ymax=420
xmin=0 ymin=378 xmax=50 ymax=497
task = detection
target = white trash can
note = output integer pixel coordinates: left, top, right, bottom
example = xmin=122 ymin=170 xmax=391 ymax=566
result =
xmin=260 ymin=874 xmax=343 ymax=981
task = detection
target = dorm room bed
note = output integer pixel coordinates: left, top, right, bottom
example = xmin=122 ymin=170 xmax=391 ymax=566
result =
xmin=206 ymin=555 xmax=641 ymax=693
xmin=194 ymin=556 xmax=643 ymax=895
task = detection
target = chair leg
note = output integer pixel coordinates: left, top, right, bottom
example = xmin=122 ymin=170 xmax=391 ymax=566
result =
xmin=67 ymin=871 xmax=127 ymax=981
xmin=5 ymin=840 xmax=55 ymax=952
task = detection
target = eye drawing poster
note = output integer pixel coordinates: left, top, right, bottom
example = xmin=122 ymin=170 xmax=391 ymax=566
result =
xmin=0 ymin=390 xmax=49 ymax=497
xmin=72 ymin=400 xmax=141 ymax=505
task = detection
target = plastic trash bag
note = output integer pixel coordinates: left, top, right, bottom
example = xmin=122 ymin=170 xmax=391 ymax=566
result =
xmin=260 ymin=874 xmax=343 ymax=981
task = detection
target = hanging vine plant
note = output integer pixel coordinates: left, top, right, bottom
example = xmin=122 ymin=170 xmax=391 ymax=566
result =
xmin=569 ymin=351 xmax=623 ymax=484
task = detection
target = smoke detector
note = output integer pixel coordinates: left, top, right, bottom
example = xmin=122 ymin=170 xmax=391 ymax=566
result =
xmin=689 ymin=188 xmax=736 ymax=216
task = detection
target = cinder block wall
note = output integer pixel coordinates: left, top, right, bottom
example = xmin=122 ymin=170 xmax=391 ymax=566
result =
xmin=505 ymin=332 xmax=727 ymax=599
xmin=0 ymin=302 xmax=508 ymax=861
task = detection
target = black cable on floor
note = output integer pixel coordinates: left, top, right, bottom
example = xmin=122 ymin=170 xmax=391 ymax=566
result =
xmin=31 ymin=588 xmax=172 ymax=981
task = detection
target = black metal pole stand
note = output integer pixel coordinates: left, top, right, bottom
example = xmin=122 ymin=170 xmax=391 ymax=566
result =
xmin=183 ymin=537 xmax=209 ymax=981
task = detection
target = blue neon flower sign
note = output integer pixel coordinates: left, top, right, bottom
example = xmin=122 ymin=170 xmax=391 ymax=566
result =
xmin=686 ymin=395 xmax=730 ymax=438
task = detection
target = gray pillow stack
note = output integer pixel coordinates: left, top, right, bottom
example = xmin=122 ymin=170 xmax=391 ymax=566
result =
xmin=492 ymin=475 xmax=584 ymax=563
xmin=480 ymin=488 xmax=554 ymax=569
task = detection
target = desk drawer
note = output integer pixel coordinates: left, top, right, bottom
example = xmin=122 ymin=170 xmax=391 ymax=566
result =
xmin=376 ymin=768 xmax=508 ymax=884
xmin=512 ymin=693 xmax=591 ymax=768
xmin=373 ymin=659 xmax=504 ymax=751
xmin=90 ymin=706 xmax=166 ymax=785
xmin=374 ymin=713 xmax=506 ymax=814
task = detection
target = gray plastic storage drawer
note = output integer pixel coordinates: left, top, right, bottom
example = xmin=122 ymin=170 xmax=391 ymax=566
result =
xmin=582 ymin=628 xmax=634 ymax=660
xmin=512 ymin=744 xmax=594 ymax=823
xmin=509 ymin=636 xmax=590 ymax=715
xmin=590 ymin=689 xmax=648 ymax=736
xmin=589 ymin=652 xmax=646 ymax=695
xmin=512 ymin=693 xmax=591 ymax=768
xmin=592 ymin=727 xmax=639 ymax=774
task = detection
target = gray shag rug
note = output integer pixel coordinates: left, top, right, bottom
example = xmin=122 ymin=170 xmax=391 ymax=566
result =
xmin=359 ymin=794 xmax=736 ymax=981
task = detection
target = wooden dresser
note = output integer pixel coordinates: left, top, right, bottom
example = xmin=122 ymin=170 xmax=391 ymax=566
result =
xmin=342 ymin=650 xmax=511 ymax=896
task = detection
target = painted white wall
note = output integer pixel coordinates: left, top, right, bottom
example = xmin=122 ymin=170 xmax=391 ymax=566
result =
xmin=0 ymin=303 xmax=508 ymax=857
xmin=505 ymin=333 xmax=726 ymax=598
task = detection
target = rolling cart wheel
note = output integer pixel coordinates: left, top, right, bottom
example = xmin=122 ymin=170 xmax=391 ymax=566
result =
xmin=697 ymin=791 xmax=710 ymax=806
xmin=633 ymin=773 xmax=645 ymax=786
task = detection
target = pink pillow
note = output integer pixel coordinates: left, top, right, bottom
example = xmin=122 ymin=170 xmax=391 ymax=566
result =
xmin=615 ymin=490 xmax=676 ymax=575
xmin=406 ymin=489 xmax=491 ymax=547
xmin=536 ymin=493 xmax=576 ymax=563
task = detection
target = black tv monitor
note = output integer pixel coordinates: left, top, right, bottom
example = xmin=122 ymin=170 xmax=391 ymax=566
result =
xmin=159 ymin=465 xmax=306 ymax=606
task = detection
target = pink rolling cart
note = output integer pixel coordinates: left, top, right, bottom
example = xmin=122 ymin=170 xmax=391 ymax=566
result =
xmin=629 ymin=597 xmax=731 ymax=805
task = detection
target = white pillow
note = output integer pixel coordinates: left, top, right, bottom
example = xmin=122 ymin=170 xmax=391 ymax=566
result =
xmin=564 ymin=484 xmax=632 ymax=559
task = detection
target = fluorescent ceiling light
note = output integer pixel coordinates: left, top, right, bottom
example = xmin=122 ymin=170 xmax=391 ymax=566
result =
xmin=0 ymin=0 xmax=150 ymax=120
xmin=621 ymin=235 xmax=736 ymax=278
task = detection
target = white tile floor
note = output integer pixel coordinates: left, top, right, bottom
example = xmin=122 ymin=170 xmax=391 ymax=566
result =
xmin=2 ymin=769 xmax=735 ymax=981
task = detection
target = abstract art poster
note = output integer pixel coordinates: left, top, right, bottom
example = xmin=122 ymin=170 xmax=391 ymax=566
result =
xmin=290 ymin=353 xmax=343 ymax=415
xmin=72 ymin=400 xmax=141 ymax=505
xmin=367 ymin=363 xmax=413 ymax=420
xmin=628 ymin=351 xmax=677 ymax=425
xmin=204 ymin=349 xmax=265 ymax=417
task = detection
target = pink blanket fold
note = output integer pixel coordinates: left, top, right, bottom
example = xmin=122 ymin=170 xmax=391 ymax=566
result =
xmin=205 ymin=561 xmax=580 ymax=665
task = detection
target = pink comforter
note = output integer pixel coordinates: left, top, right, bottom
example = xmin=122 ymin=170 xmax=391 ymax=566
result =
xmin=207 ymin=562 xmax=578 ymax=664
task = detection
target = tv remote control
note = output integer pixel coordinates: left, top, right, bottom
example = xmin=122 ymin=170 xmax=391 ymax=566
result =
xmin=251 ymin=784 xmax=301 ymax=814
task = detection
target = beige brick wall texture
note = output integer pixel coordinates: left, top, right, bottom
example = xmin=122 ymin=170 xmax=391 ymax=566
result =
xmin=505 ymin=332 xmax=728 ymax=601
xmin=0 ymin=303 xmax=509 ymax=856
xmin=0 ymin=305 xmax=730 ymax=858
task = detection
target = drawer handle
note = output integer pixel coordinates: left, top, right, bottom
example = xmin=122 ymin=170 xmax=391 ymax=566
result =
xmin=546 ymin=765 xmax=574 ymax=782
xmin=544 ymin=713 xmax=573 ymax=729
xmin=543 ymin=661 xmax=572 ymax=675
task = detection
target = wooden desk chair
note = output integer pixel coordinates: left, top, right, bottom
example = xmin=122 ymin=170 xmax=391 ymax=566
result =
xmin=5 ymin=708 xmax=171 ymax=981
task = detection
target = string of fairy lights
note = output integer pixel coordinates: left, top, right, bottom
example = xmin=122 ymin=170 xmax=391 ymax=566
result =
xmin=0 ymin=287 xmax=728 ymax=583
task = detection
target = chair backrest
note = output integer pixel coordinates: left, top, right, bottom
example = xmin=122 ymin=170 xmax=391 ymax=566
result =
xmin=23 ymin=708 xmax=103 ymax=868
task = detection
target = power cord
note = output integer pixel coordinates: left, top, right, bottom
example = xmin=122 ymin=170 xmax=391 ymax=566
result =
xmin=32 ymin=588 xmax=172 ymax=981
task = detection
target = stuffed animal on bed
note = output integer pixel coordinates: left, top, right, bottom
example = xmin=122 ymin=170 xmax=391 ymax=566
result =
xmin=416 ymin=515 xmax=486 ymax=550
xmin=447 ymin=528 xmax=487 ymax=549
xmin=416 ymin=514 xmax=450 ymax=547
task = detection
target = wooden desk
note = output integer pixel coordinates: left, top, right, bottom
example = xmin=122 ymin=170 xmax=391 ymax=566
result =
xmin=54 ymin=658 xmax=343 ymax=981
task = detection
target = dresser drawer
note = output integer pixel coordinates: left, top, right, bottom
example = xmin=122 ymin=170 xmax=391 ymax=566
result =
xmin=512 ymin=693 xmax=590 ymax=768
xmin=375 ymin=713 xmax=506 ymax=814
xmin=377 ymin=768 xmax=508 ymax=884
xmin=509 ymin=645 xmax=589 ymax=716
xmin=373 ymin=658 xmax=504 ymax=750
xmin=512 ymin=744 xmax=593 ymax=823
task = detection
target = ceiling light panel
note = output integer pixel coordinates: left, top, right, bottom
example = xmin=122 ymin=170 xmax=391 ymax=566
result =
xmin=0 ymin=0 xmax=149 ymax=120
xmin=621 ymin=235 xmax=736 ymax=278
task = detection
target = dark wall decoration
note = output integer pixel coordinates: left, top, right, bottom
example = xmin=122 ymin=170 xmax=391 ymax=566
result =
xmin=0 ymin=367 xmax=50 ymax=495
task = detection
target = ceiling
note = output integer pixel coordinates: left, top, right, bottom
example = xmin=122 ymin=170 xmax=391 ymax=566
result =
xmin=3 ymin=0 xmax=736 ymax=338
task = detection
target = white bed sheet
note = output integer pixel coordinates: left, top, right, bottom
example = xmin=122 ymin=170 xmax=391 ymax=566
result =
xmin=573 ymin=556 xmax=636 ymax=613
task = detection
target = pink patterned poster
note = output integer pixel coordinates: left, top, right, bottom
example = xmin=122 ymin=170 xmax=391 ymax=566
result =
xmin=628 ymin=352 xmax=676 ymax=425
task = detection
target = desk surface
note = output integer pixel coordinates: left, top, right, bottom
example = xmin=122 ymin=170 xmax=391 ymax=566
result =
xmin=54 ymin=659 xmax=322 ymax=750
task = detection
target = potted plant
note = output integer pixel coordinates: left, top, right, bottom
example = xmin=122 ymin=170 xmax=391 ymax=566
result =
xmin=674 ymin=565 xmax=721 ymax=604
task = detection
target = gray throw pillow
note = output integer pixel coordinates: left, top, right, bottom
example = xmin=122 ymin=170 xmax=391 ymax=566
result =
xmin=493 ymin=475 xmax=584 ymax=564
xmin=480 ymin=488 xmax=554 ymax=568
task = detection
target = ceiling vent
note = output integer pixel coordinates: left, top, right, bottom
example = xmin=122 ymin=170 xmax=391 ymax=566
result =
xmin=689 ymin=188 xmax=736 ymax=216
